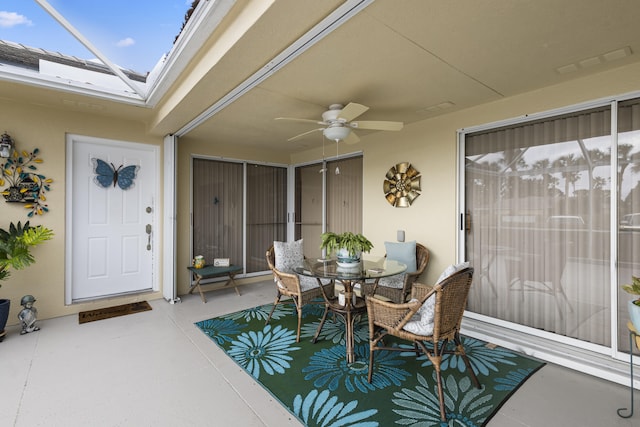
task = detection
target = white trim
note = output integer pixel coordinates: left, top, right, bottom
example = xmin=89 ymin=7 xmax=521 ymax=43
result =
xmin=462 ymin=316 xmax=640 ymax=389
xmin=287 ymin=165 xmax=295 ymax=240
xmin=146 ymin=0 xmax=236 ymax=106
xmin=163 ymin=135 xmax=179 ymax=303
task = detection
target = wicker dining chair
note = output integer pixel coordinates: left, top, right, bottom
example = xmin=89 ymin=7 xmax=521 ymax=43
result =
xmin=363 ymin=242 xmax=430 ymax=303
xmin=265 ymin=245 xmax=333 ymax=342
xmin=366 ymin=267 xmax=480 ymax=422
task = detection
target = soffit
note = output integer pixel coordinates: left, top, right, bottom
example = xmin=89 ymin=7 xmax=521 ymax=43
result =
xmin=174 ymin=0 xmax=640 ymax=153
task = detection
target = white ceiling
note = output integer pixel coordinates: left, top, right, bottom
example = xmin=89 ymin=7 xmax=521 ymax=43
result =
xmin=2 ymin=0 xmax=640 ymax=154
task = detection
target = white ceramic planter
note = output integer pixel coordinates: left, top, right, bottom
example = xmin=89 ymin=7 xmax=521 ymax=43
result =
xmin=336 ymin=247 xmax=361 ymax=267
xmin=628 ymin=300 xmax=640 ymax=332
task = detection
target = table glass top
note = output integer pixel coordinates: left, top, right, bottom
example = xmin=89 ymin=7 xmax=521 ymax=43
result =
xmin=294 ymin=257 xmax=406 ymax=281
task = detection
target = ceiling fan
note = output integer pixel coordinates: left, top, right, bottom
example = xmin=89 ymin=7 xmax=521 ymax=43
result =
xmin=275 ymin=102 xmax=403 ymax=144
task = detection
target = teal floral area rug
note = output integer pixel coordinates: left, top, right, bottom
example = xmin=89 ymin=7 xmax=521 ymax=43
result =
xmin=195 ymin=303 xmax=545 ymax=427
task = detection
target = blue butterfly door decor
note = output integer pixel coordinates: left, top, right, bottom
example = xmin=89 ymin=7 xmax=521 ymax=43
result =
xmin=92 ymin=158 xmax=139 ymax=190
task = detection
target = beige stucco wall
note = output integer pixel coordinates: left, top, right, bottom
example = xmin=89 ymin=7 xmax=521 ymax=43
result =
xmin=2 ymin=60 xmax=640 ymax=326
xmin=0 ymin=99 xmax=162 ymax=325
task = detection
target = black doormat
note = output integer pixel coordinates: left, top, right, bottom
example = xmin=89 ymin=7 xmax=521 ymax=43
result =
xmin=78 ymin=301 xmax=152 ymax=324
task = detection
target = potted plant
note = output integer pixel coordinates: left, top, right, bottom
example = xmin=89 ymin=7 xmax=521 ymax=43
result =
xmin=622 ymin=276 xmax=640 ymax=333
xmin=0 ymin=221 xmax=53 ymax=341
xmin=320 ymin=231 xmax=373 ymax=266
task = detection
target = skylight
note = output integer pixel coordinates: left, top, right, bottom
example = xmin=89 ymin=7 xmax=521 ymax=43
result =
xmin=0 ymin=0 xmax=196 ymax=102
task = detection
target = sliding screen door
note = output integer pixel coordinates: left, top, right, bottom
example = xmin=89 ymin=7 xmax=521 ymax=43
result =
xmin=295 ymin=155 xmax=363 ymax=259
xmin=463 ymin=107 xmax=612 ymax=346
xmin=192 ymin=158 xmax=287 ymax=274
xmin=192 ymin=159 xmax=243 ymax=269
xmin=246 ymin=163 xmax=287 ymax=272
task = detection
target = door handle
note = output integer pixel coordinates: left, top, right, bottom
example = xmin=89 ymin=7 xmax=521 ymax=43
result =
xmin=146 ymin=224 xmax=152 ymax=250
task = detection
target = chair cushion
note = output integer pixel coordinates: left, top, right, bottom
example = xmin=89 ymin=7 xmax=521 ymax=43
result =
xmin=274 ymin=239 xmax=304 ymax=273
xmin=377 ymin=273 xmax=405 ymax=289
xmin=436 ymin=261 xmax=469 ymax=284
xmin=403 ymin=295 xmax=435 ymax=335
xmin=384 ymin=240 xmax=417 ymax=273
xmin=402 ymin=262 xmax=469 ymax=335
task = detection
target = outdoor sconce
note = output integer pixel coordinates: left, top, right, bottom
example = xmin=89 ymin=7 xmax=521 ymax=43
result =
xmin=0 ymin=132 xmax=14 ymax=158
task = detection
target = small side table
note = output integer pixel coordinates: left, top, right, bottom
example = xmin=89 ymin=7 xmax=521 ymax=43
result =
xmin=618 ymin=321 xmax=640 ymax=418
xmin=187 ymin=264 xmax=242 ymax=303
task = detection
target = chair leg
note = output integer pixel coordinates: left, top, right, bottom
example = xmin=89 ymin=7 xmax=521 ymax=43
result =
xmin=434 ymin=365 xmax=447 ymax=422
xmin=454 ymin=333 xmax=481 ymax=389
xmin=265 ymin=293 xmax=282 ymax=325
xmin=295 ymin=306 xmax=302 ymax=343
xmin=312 ymin=304 xmax=330 ymax=344
xmin=367 ymin=345 xmax=375 ymax=383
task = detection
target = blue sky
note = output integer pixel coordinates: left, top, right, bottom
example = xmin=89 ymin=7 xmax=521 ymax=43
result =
xmin=0 ymin=0 xmax=192 ymax=74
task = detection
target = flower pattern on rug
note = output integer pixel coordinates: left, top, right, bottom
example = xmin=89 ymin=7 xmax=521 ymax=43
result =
xmin=493 ymin=367 xmax=536 ymax=391
xmin=300 ymin=315 xmax=369 ymax=344
xmin=223 ymin=303 xmax=289 ymax=323
xmin=393 ymin=371 xmax=492 ymax=427
xmin=195 ymin=303 xmax=545 ymax=427
xmin=227 ymin=324 xmax=301 ymax=379
xmin=195 ymin=318 xmax=247 ymax=345
xmin=293 ymin=388 xmax=379 ymax=427
xmin=303 ymin=344 xmax=410 ymax=393
xmin=401 ymin=336 xmax=518 ymax=377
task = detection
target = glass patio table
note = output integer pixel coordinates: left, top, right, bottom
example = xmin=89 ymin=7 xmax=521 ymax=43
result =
xmin=294 ymin=257 xmax=406 ymax=363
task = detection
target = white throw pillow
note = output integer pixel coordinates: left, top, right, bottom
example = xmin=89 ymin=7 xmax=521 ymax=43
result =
xmin=403 ymin=296 xmax=435 ymax=335
xmin=436 ymin=262 xmax=469 ymax=284
xmin=402 ymin=262 xmax=469 ymax=335
xmin=274 ymin=239 xmax=304 ymax=273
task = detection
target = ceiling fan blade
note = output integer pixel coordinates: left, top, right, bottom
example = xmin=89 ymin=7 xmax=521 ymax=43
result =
xmin=349 ymin=120 xmax=404 ymax=131
xmin=287 ymin=128 xmax=324 ymax=142
xmin=339 ymin=102 xmax=369 ymax=122
xmin=275 ymin=117 xmax=326 ymax=125
xmin=343 ymin=131 xmax=360 ymax=145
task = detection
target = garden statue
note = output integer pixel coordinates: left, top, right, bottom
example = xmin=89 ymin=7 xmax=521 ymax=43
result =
xmin=18 ymin=294 xmax=40 ymax=334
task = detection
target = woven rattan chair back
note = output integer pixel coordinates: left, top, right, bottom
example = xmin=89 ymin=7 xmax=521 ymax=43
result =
xmin=264 ymin=245 xmax=331 ymax=342
xmin=366 ymin=267 xmax=480 ymax=421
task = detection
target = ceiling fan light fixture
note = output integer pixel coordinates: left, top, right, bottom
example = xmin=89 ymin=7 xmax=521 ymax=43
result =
xmin=323 ymin=125 xmax=350 ymax=142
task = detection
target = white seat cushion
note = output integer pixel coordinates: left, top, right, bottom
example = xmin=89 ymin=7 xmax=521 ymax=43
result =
xmin=377 ymin=273 xmax=405 ymax=289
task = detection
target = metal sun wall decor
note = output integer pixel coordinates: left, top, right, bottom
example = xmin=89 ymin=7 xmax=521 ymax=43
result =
xmin=92 ymin=158 xmax=139 ymax=190
xmin=383 ymin=162 xmax=421 ymax=207
xmin=0 ymin=133 xmax=53 ymax=217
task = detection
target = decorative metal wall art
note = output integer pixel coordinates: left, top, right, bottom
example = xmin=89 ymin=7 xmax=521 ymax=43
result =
xmin=92 ymin=158 xmax=139 ymax=190
xmin=0 ymin=133 xmax=53 ymax=217
xmin=383 ymin=162 xmax=421 ymax=207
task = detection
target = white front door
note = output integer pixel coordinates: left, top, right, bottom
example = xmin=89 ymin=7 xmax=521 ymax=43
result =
xmin=66 ymin=135 xmax=159 ymax=303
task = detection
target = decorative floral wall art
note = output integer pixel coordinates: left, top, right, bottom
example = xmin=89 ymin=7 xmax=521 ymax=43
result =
xmin=1 ymin=147 xmax=53 ymax=217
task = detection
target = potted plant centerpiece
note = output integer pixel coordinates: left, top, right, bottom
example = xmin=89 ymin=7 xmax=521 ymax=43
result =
xmin=0 ymin=221 xmax=53 ymax=341
xmin=622 ymin=276 xmax=640 ymax=332
xmin=320 ymin=231 xmax=374 ymax=267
